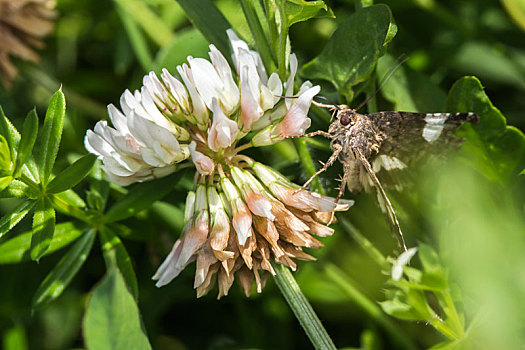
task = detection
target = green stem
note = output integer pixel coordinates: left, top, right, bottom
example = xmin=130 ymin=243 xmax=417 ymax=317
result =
xmin=325 ymin=264 xmax=418 ymax=350
xmin=273 ymin=264 xmax=337 ymax=350
xmin=240 ymin=0 xmax=275 ymax=72
xmin=277 ymin=2 xmax=289 ymax=80
xmin=339 ymin=218 xmax=387 ymax=267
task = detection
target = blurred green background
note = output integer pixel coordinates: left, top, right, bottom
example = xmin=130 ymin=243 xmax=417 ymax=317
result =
xmin=1 ymin=0 xmax=524 ymax=349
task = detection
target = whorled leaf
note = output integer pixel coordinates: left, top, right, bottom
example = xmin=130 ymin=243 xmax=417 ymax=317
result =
xmin=34 ymin=89 xmax=66 ymax=185
xmin=32 ymin=229 xmax=96 ymax=309
xmin=30 ymin=197 xmax=56 ymax=261
xmin=47 ymin=154 xmax=97 ymax=194
xmin=303 ymin=4 xmax=397 ymax=100
xmin=0 ymin=200 xmax=36 ymax=240
xmin=14 ymin=109 xmax=38 ymax=177
xmin=0 ymin=221 xmax=85 ymax=264
xmin=83 ymin=267 xmax=152 ymax=350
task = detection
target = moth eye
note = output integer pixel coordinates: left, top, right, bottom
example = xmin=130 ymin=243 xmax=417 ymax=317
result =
xmin=340 ymin=114 xmax=351 ymax=126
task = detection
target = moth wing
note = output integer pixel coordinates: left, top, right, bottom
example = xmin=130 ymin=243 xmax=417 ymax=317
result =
xmin=367 ymin=111 xmax=478 ymax=187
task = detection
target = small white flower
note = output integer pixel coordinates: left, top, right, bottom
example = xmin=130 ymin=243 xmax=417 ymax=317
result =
xmin=391 ymin=247 xmax=418 ymax=281
xmin=207 ymin=98 xmax=239 ymax=151
xmin=188 ymin=141 xmax=214 ymax=175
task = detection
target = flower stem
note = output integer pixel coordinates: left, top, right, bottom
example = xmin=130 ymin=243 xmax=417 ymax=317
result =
xmin=273 ymin=264 xmax=337 ymax=350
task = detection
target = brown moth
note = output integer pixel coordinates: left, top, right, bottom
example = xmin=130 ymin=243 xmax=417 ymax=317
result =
xmin=299 ymin=102 xmax=479 ymax=251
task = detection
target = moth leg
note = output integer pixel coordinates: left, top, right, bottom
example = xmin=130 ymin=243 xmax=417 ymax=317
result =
xmin=288 ymin=130 xmax=331 ymax=139
xmin=327 ymin=172 xmax=349 ymax=225
xmin=295 ymin=143 xmax=343 ymax=193
xmin=355 ymin=148 xmax=408 ymax=252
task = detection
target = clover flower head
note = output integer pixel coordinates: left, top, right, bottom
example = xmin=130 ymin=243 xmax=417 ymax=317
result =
xmin=86 ymin=30 xmax=352 ymax=298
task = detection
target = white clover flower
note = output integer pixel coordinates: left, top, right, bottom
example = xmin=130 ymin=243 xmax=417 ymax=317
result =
xmin=86 ymin=30 xmax=351 ymax=298
xmin=391 ymin=247 xmax=418 ymax=281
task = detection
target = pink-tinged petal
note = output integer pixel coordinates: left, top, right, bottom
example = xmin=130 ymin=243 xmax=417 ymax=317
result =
xmin=194 ymin=242 xmax=218 ymax=288
xmin=207 ymin=98 xmax=239 ymax=151
xmin=240 ymin=65 xmax=264 ymax=130
xmin=245 ymin=191 xmax=275 ymax=221
xmin=285 ymin=53 xmax=298 ymax=109
xmin=278 ymin=85 xmax=320 ymax=137
xmin=232 ymin=199 xmax=252 ymax=245
xmin=189 ymin=141 xmax=215 ymax=175
xmin=152 ymin=238 xmax=184 ymax=286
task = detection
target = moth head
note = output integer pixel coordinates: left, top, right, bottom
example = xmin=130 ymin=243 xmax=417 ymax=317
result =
xmin=338 ymin=109 xmax=355 ymax=126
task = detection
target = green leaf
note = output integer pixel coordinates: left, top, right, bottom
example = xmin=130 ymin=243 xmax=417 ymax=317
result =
xmin=14 ymin=109 xmax=38 ymax=177
xmin=2 ymin=323 xmax=28 ymax=350
xmin=0 ymin=221 xmax=85 ymax=264
xmin=83 ymin=267 xmax=152 ymax=350
xmin=418 ymin=243 xmax=442 ymax=272
xmin=105 ymin=172 xmax=182 ymax=223
xmin=303 ymin=4 xmax=397 ymax=100
xmin=446 ymin=76 xmax=525 ymax=182
xmin=0 ymin=200 xmax=36 ymax=240
xmin=501 ymin=0 xmax=525 ymax=31
xmin=379 ymin=299 xmax=420 ymax=321
xmin=284 ymin=0 xmax=333 ymax=27
xmin=0 ymin=180 xmax=33 ymax=198
xmin=47 ymin=154 xmax=97 ymax=193
xmin=176 ymin=0 xmax=232 ymax=56
xmin=35 ymin=89 xmax=66 ymax=185
xmin=100 ymin=226 xmax=139 ymax=299
xmin=30 ymin=197 xmax=56 ymax=261
xmin=0 ymin=135 xmax=12 ymax=176
xmin=53 ymin=189 xmax=87 ymax=209
xmin=0 ymin=106 xmax=20 ymax=163
xmin=153 ymin=28 xmax=209 ymax=72
xmin=376 ymin=54 xmax=446 ymax=111
xmin=32 ymin=229 xmax=96 ymax=309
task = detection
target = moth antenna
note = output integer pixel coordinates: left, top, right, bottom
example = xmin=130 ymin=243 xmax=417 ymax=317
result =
xmin=355 ymin=54 xmax=409 ymax=111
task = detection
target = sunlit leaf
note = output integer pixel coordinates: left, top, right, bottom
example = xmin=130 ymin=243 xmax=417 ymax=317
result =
xmin=32 ymin=229 xmax=96 ymax=309
xmin=14 ymin=109 xmax=38 ymax=177
xmin=0 ymin=105 xmax=20 ymax=163
xmin=0 ymin=221 xmax=85 ymax=264
xmin=83 ymin=267 xmax=152 ymax=350
xmin=99 ymin=226 xmax=138 ymax=299
xmin=30 ymin=197 xmax=56 ymax=261
xmin=0 ymin=180 xmax=33 ymax=198
xmin=0 ymin=200 xmax=36 ymax=240
xmin=34 ymin=89 xmax=66 ymax=185
xmin=447 ymin=76 xmax=525 ymax=183
xmin=303 ymin=4 xmax=396 ymax=100
xmin=47 ymin=154 xmax=97 ymax=193
xmin=284 ymin=0 xmax=333 ymax=27
xmin=0 ymin=135 xmax=12 ymax=176
xmin=501 ymin=0 xmax=525 ymax=31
